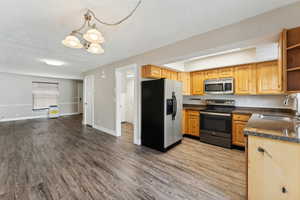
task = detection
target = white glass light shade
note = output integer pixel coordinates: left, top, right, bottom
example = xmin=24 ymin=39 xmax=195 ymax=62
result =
xmin=62 ymin=35 xmax=83 ymax=49
xmin=83 ymin=29 xmax=105 ymax=43
xmin=87 ymin=43 xmax=104 ymax=54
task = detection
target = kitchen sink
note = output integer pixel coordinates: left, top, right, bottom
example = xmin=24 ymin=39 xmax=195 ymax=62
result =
xmin=257 ymin=114 xmax=295 ymax=121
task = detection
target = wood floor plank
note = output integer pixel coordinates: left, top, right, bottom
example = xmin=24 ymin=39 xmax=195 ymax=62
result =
xmin=0 ymin=116 xmax=246 ymax=200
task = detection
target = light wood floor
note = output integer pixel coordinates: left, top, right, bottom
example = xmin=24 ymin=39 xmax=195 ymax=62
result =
xmin=0 ymin=115 xmax=246 ymax=200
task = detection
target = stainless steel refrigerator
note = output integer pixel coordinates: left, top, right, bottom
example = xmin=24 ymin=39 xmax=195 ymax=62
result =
xmin=142 ymin=79 xmax=183 ymax=152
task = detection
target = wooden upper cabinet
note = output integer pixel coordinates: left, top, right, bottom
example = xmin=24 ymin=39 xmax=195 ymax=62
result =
xmin=234 ymin=64 xmax=257 ymax=95
xmin=218 ymin=67 xmax=233 ymax=78
xmin=204 ymin=69 xmax=219 ymax=80
xmin=142 ymin=65 xmax=162 ymax=79
xmin=191 ymin=71 xmax=204 ymax=95
xmin=256 ymin=60 xmax=283 ymax=94
xmin=178 ymin=72 xmax=191 ymax=95
xmin=170 ymin=71 xmax=178 ymax=80
xmin=161 ymin=69 xmax=171 ymax=79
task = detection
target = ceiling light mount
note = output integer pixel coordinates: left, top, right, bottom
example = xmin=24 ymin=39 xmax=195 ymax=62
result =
xmin=62 ymin=0 xmax=142 ymax=55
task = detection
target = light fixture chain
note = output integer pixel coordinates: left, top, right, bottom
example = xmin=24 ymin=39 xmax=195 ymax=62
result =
xmin=87 ymin=0 xmax=142 ymax=26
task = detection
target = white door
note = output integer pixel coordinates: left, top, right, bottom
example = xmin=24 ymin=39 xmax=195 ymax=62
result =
xmin=84 ymin=75 xmax=94 ymax=126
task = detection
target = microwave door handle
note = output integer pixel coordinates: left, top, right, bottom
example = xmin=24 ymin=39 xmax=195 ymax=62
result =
xmin=172 ymin=92 xmax=177 ymax=120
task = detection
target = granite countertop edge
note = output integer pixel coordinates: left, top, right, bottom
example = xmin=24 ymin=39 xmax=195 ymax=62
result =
xmin=244 ymin=130 xmax=300 ymax=144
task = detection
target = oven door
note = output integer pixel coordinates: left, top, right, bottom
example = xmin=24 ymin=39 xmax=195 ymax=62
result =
xmin=204 ymin=83 xmax=224 ymax=94
xmin=200 ymin=112 xmax=232 ymax=134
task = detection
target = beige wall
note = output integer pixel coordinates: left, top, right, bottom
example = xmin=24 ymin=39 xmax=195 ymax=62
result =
xmin=0 ymin=72 xmax=82 ymax=121
xmin=84 ymin=2 xmax=300 ymax=133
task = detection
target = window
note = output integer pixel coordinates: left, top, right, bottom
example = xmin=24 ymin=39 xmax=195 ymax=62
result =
xmin=32 ymin=82 xmax=59 ymax=110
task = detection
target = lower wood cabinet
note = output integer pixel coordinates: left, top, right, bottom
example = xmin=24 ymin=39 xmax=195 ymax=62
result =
xmin=232 ymin=114 xmax=251 ymax=147
xmin=248 ymin=135 xmax=300 ymax=200
xmin=185 ymin=110 xmax=200 ymax=137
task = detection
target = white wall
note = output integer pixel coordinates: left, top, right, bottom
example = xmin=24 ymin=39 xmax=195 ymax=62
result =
xmin=120 ymin=70 xmax=135 ymax=123
xmin=83 ymin=2 xmax=300 ymax=135
xmin=0 ymin=72 xmax=83 ymax=121
xmin=183 ymin=95 xmax=291 ymax=109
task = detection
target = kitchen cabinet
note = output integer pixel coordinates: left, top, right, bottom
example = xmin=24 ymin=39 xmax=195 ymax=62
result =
xmin=256 ymin=60 xmax=283 ymax=94
xmin=170 ymin=71 xmax=178 ymax=80
xmin=232 ymin=114 xmax=251 ymax=147
xmin=182 ymin=109 xmax=187 ymax=134
xmin=142 ymin=65 xmax=162 ymax=79
xmin=235 ymin=64 xmax=257 ymax=95
xmin=248 ymin=135 xmax=300 ymax=200
xmin=161 ymin=68 xmax=171 ymax=79
xmin=204 ymin=69 xmax=219 ymax=80
xmin=218 ymin=67 xmax=234 ymax=78
xmin=186 ymin=110 xmax=200 ymax=137
xmin=191 ymin=71 xmax=204 ymax=95
xmin=178 ymin=72 xmax=191 ymax=95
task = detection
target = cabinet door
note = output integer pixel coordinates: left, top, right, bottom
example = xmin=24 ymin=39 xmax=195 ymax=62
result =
xmin=187 ymin=111 xmax=200 ymax=136
xmin=178 ymin=72 xmax=191 ymax=95
xmin=204 ymin=69 xmax=219 ymax=80
xmin=182 ymin=109 xmax=187 ymax=134
xmin=235 ymin=64 xmax=256 ymax=94
xmin=256 ymin=61 xmax=283 ymax=94
xmin=218 ymin=67 xmax=233 ymax=78
xmin=191 ymin=72 xmax=204 ymax=95
xmin=170 ymin=71 xmax=178 ymax=80
xmin=248 ymin=136 xmax=300 ymax=200
xmin=232 ymin=120 xmax=247 ymax=147
xmin=142 ymin=65 xmax=162 ymax=79
xmin=161 ymin=69 xmax=171 ymax=79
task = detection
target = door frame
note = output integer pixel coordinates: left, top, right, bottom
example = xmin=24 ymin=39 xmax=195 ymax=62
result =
xmin=115 ymin=64 xmax=140 ymax=145
xmin=83 ymin=75 xmax=95 ymax=126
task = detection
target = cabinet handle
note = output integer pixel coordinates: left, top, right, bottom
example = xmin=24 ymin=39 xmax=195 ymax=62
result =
xmin=257 ymin=146 xmax=272 ymax=158
xmin=282 ymin=187 xmax=287 ymax=194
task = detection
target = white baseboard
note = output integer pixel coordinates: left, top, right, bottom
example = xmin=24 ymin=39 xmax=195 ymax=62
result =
xmin=93 ymin=124 xmax=116 ymax=136
xmin=0 ymin=112 xmax=81 ymax=122
xmin=0 ymin=115 xmax=46 ymax=122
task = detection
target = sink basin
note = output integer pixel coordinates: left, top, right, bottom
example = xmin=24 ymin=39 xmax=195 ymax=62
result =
xmin=257 ymin=114 xmax=297 ymax=121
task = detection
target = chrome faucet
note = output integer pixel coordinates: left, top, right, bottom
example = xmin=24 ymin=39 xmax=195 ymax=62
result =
xmin=284 ymin=94 xmax=300 ymax=117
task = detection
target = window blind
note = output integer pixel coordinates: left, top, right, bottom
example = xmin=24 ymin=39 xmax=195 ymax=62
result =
xmin=32 ymin=82 xmax=59 ymax=110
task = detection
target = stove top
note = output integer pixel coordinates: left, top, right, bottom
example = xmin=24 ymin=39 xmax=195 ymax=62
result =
xmin=202 ymin=99 xmax=236 ymax=113
xmin=202 ymin=105 xmax=235 ymax=113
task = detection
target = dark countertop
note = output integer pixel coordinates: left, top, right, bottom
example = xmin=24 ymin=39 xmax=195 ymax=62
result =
xmin=183 ymin=104 xmax=294 ymax=116
xmin=183 ymin=104 xmax=299 ymax=143
xmin=244 ymin=114 xmax=300 ymax=144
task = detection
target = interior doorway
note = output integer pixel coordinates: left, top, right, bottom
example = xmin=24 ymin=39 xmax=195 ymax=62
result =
xmin=115 ymin=64 xmax=139 ymax=144
xmin=83 ymin=75 xmax=94 ymax=126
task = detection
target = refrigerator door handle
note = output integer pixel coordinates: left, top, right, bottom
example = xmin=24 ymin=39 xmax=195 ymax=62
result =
xmin=172 ymin=92 xmax=177 ymax=120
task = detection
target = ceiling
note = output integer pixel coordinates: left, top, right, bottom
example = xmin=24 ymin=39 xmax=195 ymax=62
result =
xmin=0 ymin=0 xmax=298 ymax=79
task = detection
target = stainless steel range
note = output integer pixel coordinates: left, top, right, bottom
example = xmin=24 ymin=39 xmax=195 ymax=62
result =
xmin=200 ymin=99 xmax=235 ymax=148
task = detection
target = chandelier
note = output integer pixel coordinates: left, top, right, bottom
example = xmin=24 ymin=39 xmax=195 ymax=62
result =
xmin=62 ymin=0 xmax=142 ymax=54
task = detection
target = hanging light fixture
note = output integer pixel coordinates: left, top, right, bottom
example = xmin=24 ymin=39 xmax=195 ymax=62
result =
xmin=62 ymin=0 xmax=142 ymax=55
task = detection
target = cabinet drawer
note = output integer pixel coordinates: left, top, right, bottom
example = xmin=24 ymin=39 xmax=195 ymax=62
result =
xmin=188 ymin=110 xmax=200 ymax=116
xmin=233 ymin=114 xmax=251 ymax=121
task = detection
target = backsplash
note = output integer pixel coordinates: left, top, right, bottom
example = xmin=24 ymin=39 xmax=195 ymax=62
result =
xmin=183 ymin=95 xmax=292 ymax=109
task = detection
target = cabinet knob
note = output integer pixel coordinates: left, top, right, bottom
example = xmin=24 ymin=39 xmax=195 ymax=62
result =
xmin=282 ymin=187 xmax=287 ymax=194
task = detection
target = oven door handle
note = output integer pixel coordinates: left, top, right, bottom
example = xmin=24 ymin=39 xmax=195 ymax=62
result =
xmin=200 ymin=111 xmax=231 ymax=117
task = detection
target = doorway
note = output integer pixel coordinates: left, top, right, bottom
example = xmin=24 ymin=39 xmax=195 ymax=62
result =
xmin=115 ymin=64 xmax=139 ymax=145
xmin=83 ymin=75 xmax=94 ymax=126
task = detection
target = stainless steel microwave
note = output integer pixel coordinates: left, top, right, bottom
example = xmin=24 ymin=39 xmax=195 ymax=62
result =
xmin=204 ymin=78 xmax=234 ymax=94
